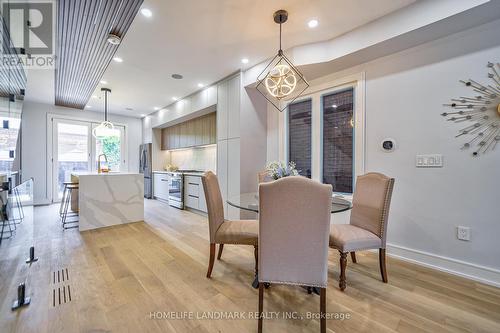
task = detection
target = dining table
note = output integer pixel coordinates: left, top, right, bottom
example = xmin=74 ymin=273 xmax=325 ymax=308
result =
xmin=227 ymin=192 xmax=352 ymax=292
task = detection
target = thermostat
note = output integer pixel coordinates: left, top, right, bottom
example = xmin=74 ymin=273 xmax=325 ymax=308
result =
xmin=381 ymin=138 xmax=396 ymax=152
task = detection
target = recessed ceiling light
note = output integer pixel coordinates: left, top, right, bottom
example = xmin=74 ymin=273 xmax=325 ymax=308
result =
xmin=197 ymin=83 xmax=204 ymax=88
xmin=154 ymin=107 xmax=160 ymax=110
xmin=241 ymin=58 xmax=249 ymax=64
xmin=172 ymin=97 xmax=178 ymax=101
xmin=86 ymin=105 xmax=92 ymax=108
xmin=113 ymin=57 xmax=123 ymax=63
xmin=92 ymin=95 xmax=98 ymax=99
xmin=332 ymin=104 xmax=337 ymax=108
xmin=100 ymin=80 xmax=107 ymax=84
xmin=140 ymin=114 xmax=146 ymax=117
xmin=141 ymin=8 xmax=152 ymax=18
xmin=171 ymin=74 xmax=183 ymax=80
xmin=308 ymin=19 xmax=319 ymax=28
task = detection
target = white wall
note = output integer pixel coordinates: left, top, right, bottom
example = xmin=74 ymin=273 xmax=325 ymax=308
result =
xmin=266 ymin=19 xmax=500 ymax=285
xmin=21 ymin=101 xmax=143 ymax=205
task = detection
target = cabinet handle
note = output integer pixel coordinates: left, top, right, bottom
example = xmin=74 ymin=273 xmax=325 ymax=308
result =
xmin=188 ymin=195 xmax=199 ymax=198
xmin=161 ymin=179 xmax=168 ymax=182
xmin=188 ymin=183 xmax=198 ymax=185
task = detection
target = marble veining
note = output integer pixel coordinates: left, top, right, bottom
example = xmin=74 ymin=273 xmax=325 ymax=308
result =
xmin=78 ymin=173 xmax=144 ymax=231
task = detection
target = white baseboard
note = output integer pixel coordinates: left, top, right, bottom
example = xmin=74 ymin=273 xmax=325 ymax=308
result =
xmin=386 ymin=243 xmax=500 ymax=288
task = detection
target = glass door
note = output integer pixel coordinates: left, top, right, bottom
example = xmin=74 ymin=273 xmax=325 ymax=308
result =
xmin=52 ymin=120 xmax=91 ymax=201
xmin=91 ymin=124 xmax=126 ymax=173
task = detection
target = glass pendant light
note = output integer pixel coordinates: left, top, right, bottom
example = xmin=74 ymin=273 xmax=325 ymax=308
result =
xmin=92 ymin=88 xmax=118 ymax=138
xmin=256 ymin=10 xmax=309 ymax=112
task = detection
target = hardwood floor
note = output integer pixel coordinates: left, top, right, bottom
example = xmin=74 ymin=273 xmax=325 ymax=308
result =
xmin=1 ymin=199 xmax=500 ymax=332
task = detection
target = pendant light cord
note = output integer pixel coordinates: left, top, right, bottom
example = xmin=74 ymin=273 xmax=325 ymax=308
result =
xmin=279 ymin=21 xmax=282 ymax=52
xmin=104 ymin=90 xmax=108 ymax=122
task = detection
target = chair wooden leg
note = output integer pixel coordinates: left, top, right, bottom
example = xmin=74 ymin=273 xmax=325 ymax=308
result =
xmin=379 ymin=248 xmax=388 ymax=283
xmin=217 ymin=244 xmax=224 ymax=260
xmin=206 ymin=243 xmax=216 ymax=278
xmin=254 ymin=244 xmax=258 ymax=277
xmin=258 ymin=283 xmax=264 ymax=333
xmin=339 ymin=251 xmax=347 ymax=291
xmin=350 ymin=251 xmax=357 ymax=263
xmin=320 ymin=287 xmax=326 ymax=333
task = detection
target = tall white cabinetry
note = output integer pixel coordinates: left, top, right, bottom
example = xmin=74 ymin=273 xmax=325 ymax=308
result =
xmin=217 ymin=75 xmax=241 ymax=219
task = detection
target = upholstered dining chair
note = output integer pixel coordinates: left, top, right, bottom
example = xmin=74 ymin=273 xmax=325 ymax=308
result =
xmin=329 ymin=172 xmax=395 ymax=291
xmin=201 ymin=171 xmax=259 ymax=279
xmin=258 ymin=176 xmax=332 ymax=333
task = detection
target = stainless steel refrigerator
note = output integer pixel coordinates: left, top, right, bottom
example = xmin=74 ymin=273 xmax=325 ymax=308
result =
xmin=139 ymin=143 xmax=152 ymax=198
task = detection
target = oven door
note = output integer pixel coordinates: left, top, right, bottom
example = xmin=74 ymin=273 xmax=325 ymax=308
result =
xmin=169 ymin=175 xmax=184 ymax=208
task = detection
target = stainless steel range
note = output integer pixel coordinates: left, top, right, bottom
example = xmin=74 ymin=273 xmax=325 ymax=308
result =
xmin=167 ymin=172 xmax=184 ymax=209
xmin=167 ymin=170 xmax=205 ymax=209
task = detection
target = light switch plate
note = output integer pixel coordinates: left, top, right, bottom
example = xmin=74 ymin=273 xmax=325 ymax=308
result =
xmin=416 ymin=154 xmax=443 ymax=168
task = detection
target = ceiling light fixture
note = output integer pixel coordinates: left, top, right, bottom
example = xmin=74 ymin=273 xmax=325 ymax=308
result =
xmin=256 ymin=10 xmax=309 ymax=112
xmin=107 ymin=33 xmax=121 ymax=45
xmin=92 ymin=88 xmax=119 ymax=139
xmin=154 ymin=107 xmax=160 ymax=110
xmin=308 ymin=19 xmax=319 ymax=28
xmin=172 ymin=97 xmax=178 ymax=101
xmin=92 ymin=95 xmax=98 ymax=99
xmin=241 ymin=58 xmax=249 ymax=64
xmin=141 ymin=8 xmax=152 ymax=18
xmin=140 ymin=114 xmax=146 ymax=117
xmin=100 ymin=80 xmax=108 ymax=85
xmin=113 ymin=57 xmax=123 ymax=63
xmin=86 ymin=105 xmax=92 ymax=108
xmin=197 ymin=83 xmax=204 ymax=88
xmin=171 ymin=74 xmax=183 ymax=80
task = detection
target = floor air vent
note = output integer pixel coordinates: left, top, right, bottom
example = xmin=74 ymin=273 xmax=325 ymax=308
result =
xmin=51 ymin=268 xmax=72 ymax=307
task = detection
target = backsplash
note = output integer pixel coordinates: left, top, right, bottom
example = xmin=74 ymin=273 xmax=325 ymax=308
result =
xmin=168 ymin=145 xmax=216 ymax=172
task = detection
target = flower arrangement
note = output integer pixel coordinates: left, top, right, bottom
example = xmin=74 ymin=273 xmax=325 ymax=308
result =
xmin=265 ymin=161 xmax=299 ymax=180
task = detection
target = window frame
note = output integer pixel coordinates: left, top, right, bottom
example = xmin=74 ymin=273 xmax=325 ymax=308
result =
xmin=320 ymin=87 xmax=356 ymax=194
xmin=280 ymin=72 xmax=366 ymax=195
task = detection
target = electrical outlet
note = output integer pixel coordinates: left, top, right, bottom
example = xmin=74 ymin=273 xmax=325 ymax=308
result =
xmin=457 ymin=226 xmax=471 ymax=241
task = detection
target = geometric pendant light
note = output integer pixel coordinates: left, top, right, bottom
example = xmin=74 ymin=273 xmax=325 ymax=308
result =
xmin=256 ymin=10 xmax=309 ymax=112
xmin=92 ymin=87 xmax=119 ymax=139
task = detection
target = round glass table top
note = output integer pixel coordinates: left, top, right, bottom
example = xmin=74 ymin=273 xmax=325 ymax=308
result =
xmin=227 ymin=192 xmax=352 ymax=214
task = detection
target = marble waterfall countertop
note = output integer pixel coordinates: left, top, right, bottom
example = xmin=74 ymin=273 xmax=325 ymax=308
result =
xmin=73 ymin=172 xmax=144 ymax=232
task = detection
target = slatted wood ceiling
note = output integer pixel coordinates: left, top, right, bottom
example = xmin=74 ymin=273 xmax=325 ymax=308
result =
xmin=0 ymin=14 xmax=26 ymax=100
xmin=55 ymin=0 xmax=143 ymax=109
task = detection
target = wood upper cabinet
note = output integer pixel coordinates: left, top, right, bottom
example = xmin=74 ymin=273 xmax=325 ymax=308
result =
xmin=161 ymin=113 xmax=216 ymax=150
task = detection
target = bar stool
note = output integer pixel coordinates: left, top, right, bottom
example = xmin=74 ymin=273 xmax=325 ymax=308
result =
xmin=60 ymin=182 xmax=79 ymax=229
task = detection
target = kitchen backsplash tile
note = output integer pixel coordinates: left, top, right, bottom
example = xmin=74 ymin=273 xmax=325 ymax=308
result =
xmin=169 ymin=145 xmax=216 ymax=171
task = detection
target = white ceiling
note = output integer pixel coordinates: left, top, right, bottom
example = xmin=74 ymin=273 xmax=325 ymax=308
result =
xmin=28 ymin=0 xmax=417 ymax=117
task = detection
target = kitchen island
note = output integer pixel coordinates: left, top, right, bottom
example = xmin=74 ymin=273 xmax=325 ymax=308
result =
xmin=72 ymin=172 xmax=144 ymax=231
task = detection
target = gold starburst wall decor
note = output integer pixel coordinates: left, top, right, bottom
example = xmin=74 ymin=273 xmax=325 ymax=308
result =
xmin=442 ymin=62 xmax=500 ymax=156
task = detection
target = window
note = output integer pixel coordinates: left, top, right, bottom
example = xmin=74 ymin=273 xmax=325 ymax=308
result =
xmin=0 ymin=116 xmax=21 ymax=172
xmin=322 ymin=89 xmax=354 ymax=193
xmin=288 ymin=99 xmax=312 ymax=178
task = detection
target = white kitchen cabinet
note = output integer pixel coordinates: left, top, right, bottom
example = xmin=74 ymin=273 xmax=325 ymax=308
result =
xmin=216 ymin=139 xmax=228 ymax=218
xmin=227 ymin=75 xmax=241 ymax=139
xmin=227 ymin=137 xmax=241 ymax=220
xmin=191 ymin=89 xmax=206 ymax=112
xmin=206 ymin=85 xmax=217 ymax=107
xmin=183 ymin=175 xmax=207 ymax=213
xmin=153 ymin=173 xmax=170 ymax=201
xmin=217 ymin=80 xmax=228 ymax=141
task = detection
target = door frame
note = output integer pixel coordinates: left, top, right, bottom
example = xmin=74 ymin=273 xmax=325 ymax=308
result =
xmin=46 ymin=113 xmax=129 ymax=203
xmin=51 ymin=118 xmax=92 ymax=202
